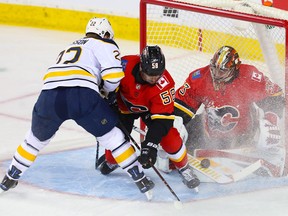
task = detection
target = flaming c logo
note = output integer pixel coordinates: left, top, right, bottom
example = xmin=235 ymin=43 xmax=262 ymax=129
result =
xmin=207 ymin=106 xmax=240 ymax=132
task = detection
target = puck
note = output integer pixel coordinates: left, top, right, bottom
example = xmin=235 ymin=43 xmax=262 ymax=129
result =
xmin=200 ymin=158 xmax=210 ymax=168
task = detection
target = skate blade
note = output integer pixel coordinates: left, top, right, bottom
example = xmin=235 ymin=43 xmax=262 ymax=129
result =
xmin=0 ymin=188 xmax=5 ymax=194
xmin=144 ymin=189 xmax=153 ymax=201
xmin=193 ymin=187 xmax=199 ymax=193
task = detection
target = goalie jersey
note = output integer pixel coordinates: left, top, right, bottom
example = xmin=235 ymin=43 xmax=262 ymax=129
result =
xmin=175 ymin=64 xmax=284 ymax=139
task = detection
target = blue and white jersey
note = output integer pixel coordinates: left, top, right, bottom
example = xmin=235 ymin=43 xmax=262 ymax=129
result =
xmin=42 ymin=37 xmax=124 ymax=93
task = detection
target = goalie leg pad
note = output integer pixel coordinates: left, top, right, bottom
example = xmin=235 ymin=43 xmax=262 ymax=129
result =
xmin=257 ymin=111 xmax=281 ymax=150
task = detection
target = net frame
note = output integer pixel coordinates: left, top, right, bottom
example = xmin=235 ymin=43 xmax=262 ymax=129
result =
xmin=139 ymin=0 xmax=288 ymax=174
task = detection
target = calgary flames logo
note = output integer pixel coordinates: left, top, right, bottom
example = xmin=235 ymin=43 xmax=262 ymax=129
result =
xmin=206 ymin=106 xmax=240 ymax=132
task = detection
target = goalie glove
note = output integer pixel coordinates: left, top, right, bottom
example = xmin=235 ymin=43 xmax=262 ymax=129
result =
xmin=257 ymin=112 xmax=281 ymax=150
xmin=138 ymin=141 xmax=158 ymax=169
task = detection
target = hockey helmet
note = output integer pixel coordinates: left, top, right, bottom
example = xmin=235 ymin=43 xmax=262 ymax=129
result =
xmin=86 ymin=17 xmax=114 ymax=39
xmin=210 ymin=46 xmax=241 ymax=90
xmin=140 ymin=45 xmax=165 ymax=76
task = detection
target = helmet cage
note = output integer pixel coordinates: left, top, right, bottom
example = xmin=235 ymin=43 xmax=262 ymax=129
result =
xmin=210 ymin=46 xmax=241 ymax=85
xmin=210 ymin=64 xmax=236 ymax=83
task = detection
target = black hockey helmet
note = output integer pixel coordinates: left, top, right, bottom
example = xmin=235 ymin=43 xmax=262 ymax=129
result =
xmin=140 ymin=45 xmax=165 ymax=76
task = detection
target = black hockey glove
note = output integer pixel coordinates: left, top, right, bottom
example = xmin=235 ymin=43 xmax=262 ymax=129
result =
xmin=138 ymin=141 xmax=158 ymax=169
xmin=106 ymin=91 xmax=117 ymax=106
xmin=99 ymin=80 xmax=118 ymax=106
xmin=101 ymin=89 xmax=118 ymax=111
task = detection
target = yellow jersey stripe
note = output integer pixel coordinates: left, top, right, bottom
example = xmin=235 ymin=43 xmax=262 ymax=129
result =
xmin=150 ymin=114 xmax=175 ymax=120
xmin=43 ymin=69 xmax=95 ymax=80
xmin=102 ymin=71 xmax=124 ymax=80
xmin=174 ymin=102 xmax=194 ymax=118
xmin=17 ymin=145 xmax=36 ymax=162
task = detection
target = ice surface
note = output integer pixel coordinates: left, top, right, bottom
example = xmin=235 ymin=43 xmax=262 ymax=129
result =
xmin=1 ymin=25 xmax=288 ymax=216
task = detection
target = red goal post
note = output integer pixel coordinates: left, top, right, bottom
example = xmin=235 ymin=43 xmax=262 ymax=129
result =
xmin=139 ymin=0 xmax=288 ymax=175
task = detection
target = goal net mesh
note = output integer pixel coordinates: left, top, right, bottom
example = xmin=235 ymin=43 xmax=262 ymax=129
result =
xmin=140 ymin=0 xmax=288 ymax=177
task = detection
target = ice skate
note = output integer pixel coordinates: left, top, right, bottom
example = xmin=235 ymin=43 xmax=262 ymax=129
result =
xmin=98 ymin=160 xmax=119 ymax=175
xmin=178 ymin=164 xmax=200 ymax=192
xmin=135 ymin=176 xmax=155 ymax=201
xmin=128 ymin=166 xmax=155 ymax=201
xmin=0 ymin=175 xmax=18 ymax=193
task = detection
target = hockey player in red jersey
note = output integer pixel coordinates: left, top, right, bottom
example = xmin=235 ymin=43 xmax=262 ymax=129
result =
xmin=97 ymin=45 xmax=200 ymax=189
xmin=174 ymin=46 xmax=285 ymax=175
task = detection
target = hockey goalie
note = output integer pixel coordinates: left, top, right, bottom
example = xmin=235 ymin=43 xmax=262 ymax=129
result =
xmin=157 ymin=45 xmax=285 ymax=181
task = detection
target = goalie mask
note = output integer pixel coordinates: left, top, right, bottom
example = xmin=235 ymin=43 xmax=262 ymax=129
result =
xmin=210 ymin=46 xmax=241 ymax=90
xmin=140 ymin=45 xmax=165 ymax=77
xmin=86 ymin=17 xmax=114 ymax=39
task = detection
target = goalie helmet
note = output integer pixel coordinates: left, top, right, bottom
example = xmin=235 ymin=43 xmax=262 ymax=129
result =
xmin=86 ymin=17 xmax=114 ymax=39
xmin=140 ymin=45 xmax=165 ymax=76
xmin=210 ymin=46 xmax=241 ymax=90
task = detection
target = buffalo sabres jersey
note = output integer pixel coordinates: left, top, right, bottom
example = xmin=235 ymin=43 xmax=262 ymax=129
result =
xmin=42 ymin=37 xmax=124 ymax=93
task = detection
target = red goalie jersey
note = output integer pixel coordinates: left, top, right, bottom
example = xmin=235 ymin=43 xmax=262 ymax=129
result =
xmin=175 ymin=64 xmax=283 ymax=140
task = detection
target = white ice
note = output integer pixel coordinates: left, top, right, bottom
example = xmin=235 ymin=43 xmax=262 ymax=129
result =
xmin=0 ymin=25 xmax=288 ymax=216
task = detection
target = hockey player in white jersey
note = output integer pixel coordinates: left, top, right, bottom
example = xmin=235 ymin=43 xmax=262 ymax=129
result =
xmin=0 ymin=17 xmax=154 ymax=200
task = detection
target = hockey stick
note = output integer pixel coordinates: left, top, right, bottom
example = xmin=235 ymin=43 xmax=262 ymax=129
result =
xmin=194 ymin=149 xmax=281 ymax=177
xmin=119 ymin=122 xmax=182 ymax=202
xmin=132 ymin=126 xmax=232 ymax=183
xmin=95 ymin=141 xmax=100 ymax=169
xmin=133 ymin=125 xmax=262 ymax=183
xmin=188 ymin=154 xmax=262 ymax=183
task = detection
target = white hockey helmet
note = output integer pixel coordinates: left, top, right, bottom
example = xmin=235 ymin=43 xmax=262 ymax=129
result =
xmin=86 ymin=17 xmax=114 ymax=39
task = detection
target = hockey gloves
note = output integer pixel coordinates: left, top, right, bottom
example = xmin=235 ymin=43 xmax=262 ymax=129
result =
xmin=106 ymin=90 xmax=117 ymax=106
xmin=100 ymin=87 xmax=119 ymax=112
xmin=99 ymin=81 xmax=118 ymax=107
xmin=138 ymin=141 xmax=158 ymax=169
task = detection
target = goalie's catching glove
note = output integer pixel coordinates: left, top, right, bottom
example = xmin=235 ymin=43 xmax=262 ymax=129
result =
xmin=258 ymin=112 xmax=281 ymax=149
xmin=138 ymin=141 xmax=158 ymax=169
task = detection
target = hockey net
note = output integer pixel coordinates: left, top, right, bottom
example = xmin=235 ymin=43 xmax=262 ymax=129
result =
xmin=140 ymin=0 xmax=288 ymax=177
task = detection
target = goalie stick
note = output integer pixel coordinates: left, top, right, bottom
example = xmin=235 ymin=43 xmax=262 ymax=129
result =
xmin=194 ymin=149 xmax=282 ymax=177
xmin=132 ymin=125 xmax=262 ymax=184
